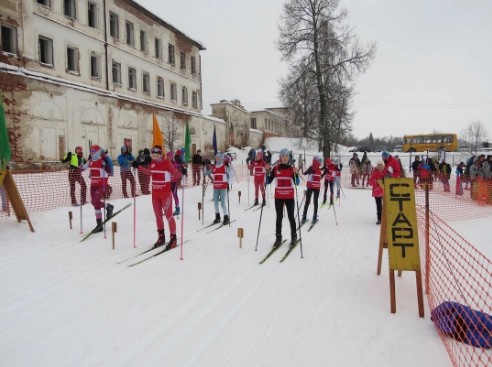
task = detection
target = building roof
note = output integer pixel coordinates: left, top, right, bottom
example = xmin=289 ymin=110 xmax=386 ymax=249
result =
xmin=131 ymin=0 xmax=206 ymax=50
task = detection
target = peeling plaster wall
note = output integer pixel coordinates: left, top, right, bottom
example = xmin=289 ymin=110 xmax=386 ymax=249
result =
xmin=0 ymin=74 xmax=224 ymax=162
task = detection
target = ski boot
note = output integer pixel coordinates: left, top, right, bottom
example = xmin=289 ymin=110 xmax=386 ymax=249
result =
xmin=322 ymin=196 xmax=327 ymax=205
xmin=290 ymin=233 xmax=298 ymax=247
xmin=223 ymin=215 xmax=230 ymax=225
xmin=301 ymin=215 xmax=308 ymax=224
xmin=312 ymin=215 xmax=318 ymax=224
xmin=106 ymin=203 xmax=114 ymax=220
xmin=213 ymin=213 xmax=221 ymax=224
xmin=262 ymin=199 xmax=266 ymax=206
xmin=92 ymin=218 xmax=103 ymax=233
xmin=153 ymin=230 xmax=165 ymax=248
xmin=173 ymin=206 xmax=180 ymax=216
xmin=273 ymin=235 xmax=282 ymax=249
xmin=329 ymin=196 xmax=334 ymax=205
xmin=376 ymin=219 xmax=381 ymax=225
xmin=254 ymin=199 xmax=259 ymax=206
xmin=165 ymin=234 xmax=177 ymax=251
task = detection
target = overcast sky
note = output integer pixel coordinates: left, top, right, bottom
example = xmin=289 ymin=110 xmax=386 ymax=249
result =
xmin=136 ymin=0 xmax=492 ymax=141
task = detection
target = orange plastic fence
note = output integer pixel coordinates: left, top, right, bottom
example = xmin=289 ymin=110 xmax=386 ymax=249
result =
xmin=416 ymin=208 xmax=492 ymax=367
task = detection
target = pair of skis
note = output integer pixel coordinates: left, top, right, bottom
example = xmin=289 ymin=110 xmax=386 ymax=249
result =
xmin=80 ymin=203 xmax=132 ymax=242
xmin=259 ymin=238 xmax=301 ymax=264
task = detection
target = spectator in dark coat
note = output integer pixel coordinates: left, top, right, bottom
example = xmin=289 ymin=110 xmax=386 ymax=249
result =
xmin=192 ymin=150 xmax=203 ymax=185
xmin=137 ymin=148 xmax=152 ymax=195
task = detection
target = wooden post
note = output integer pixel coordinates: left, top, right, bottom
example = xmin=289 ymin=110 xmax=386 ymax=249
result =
xmin=1 ymin=170 xmax=34 ymax=232
xmin=68 ymin=211 xmax=73 ymax=229
xmin=238 ymin=190 xmax=241 ymax=204
xmin=112 ymin=222 xmax=117 ymax=250
xmin=237 ymin=227 xmax=244 ymax=248
xmin=198 ymin=202 xmax=202 ymax=220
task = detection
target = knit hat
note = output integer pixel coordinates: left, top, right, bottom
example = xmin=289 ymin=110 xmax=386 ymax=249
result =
xmin=376 ymin=160 xmax=385 ymax=167
xmin=279 ymin=148 xmax=290 ymax=157
xmin=382 ymin=151 xmax=390 ymax=160
xmin=143 ymin=148 xmax=150 ymax=155
xmin=121 ymin=146 xmax=127 ymax=153
xmin=256 ymin=151 xmax=263 ymax=160
xmin=151 ymin=145 xmax=162 ymax=154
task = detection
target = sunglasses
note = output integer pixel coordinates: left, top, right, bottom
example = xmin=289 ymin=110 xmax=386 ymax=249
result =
xmin=151 ymin=148 xmax=162 ymax=154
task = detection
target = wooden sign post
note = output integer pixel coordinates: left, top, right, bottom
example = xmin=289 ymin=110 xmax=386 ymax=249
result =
xmin=237 ymin=228 xmax=244 ymax=248
xmin=112 ymin=222 xmax=117 ymax=250
xmin=68 ymin=211 xmax=73 ymax=229
xmin=378 ymin=177 xmax=424 ymax=317
xmin=0 ymin=169 xmax=34 ymax=232
xmin=198 ymin=202 xmax=202 ymax=220
xmin=238 ymin=190 xmax=241 ymax=204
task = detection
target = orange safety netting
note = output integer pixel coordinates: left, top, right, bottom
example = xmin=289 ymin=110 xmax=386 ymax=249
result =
xmin=416 ymin=208 xmax=492 ymax=367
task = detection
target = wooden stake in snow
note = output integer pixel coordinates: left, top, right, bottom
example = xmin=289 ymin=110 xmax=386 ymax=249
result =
xmin=112 ymin=222 xmax=117 ymax=250
xmin=238 ymin=190 xmax=241 ymax=204
xmin=198 ymin=202 xmax=202 ymax=221
xmin=68 ymin=211 xmax=73 ymax=229
xmin=237 ymin=228 xmax=244 ymax=249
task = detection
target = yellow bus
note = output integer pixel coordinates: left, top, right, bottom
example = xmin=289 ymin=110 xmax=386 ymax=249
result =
xmin=402 ymin=133 xmax=458 ymax=153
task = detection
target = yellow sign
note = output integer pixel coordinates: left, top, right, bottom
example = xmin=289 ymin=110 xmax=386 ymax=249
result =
xmin=383 ymin=178 xmax=421 ymax=271
xmin=0 ymin=169 xmax=6 ymax=185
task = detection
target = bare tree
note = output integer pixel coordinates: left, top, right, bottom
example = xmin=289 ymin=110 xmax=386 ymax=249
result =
xmin=277 ymin=0 xmax=375 ymax=157
xmin=461 ymin=121 xmax=489 ymax=153
xmin=162 ymin=113 xmax=183 ymax=154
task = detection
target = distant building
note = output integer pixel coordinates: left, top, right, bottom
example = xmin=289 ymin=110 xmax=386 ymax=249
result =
xmin=0 ymin=0 xmax=225 ymax=162
xmin=210 ymin=99 xmax=252 ymax=149
xmin=250 ymin=108 xmax=295 ymax=139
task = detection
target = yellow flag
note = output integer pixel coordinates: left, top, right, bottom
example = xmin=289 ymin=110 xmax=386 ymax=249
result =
xmin=152 ymin=114 xmax=165 ymax=154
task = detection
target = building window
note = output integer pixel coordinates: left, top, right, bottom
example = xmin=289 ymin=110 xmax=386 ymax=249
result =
xmin=128 ymin=67 xmax=137 ymax=90
xmin=38 ymin=36 xmax=53 ymax=66
xmin=251 ymin=118 xmax=257 ymax=129
xmin=66 ymin=45 xmax=79 ymax=73
xmin=37 ymin=0 xmax=51 ymax=8
xmin=140 ymin=30 xmax=147 ymax=52
xmin=154 ymin=38 xmax=162 ymax=59
xmin=180 ymin=51 xmax=186 ymax=70
xmin=109 ymin=12 xmax=119 ymax=38
xmin=90 ymin=53 xmax=101 ymax=79
xmin=1 ymin=25 xmax=17 ymax=54
xmin=64 ymin=0 xmax=77 ymax=19
xmin=191 ymin=56 xmax=196 ymax=75
xmin=112 ymin=61 xmax=121 ymax=84
xmin=142 ymin=72 xmax=150 ymax=93
xmin=182 ymin=86 xmax=188 ymax=106
xmin=88 ymin=1 xmax=98 ymax=28
xmin=170 ymin=83 xmax=177 ymax=101
xmin=157 ymin=77 xmax=164 ymax=98
xmin=168 ymin=44 xmax=175 ymax=66
xmin=125 ymin=21 xmax=134 ymax=46
xmin=192 ymin=91 xmax=198 ymax=108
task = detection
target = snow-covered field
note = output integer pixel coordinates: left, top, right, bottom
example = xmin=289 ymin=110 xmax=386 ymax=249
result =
xmin=1 ymin=138 xmax=487 ymax=366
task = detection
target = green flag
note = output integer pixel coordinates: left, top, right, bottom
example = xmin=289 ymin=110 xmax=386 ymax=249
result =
xmin=184 ymin=121 xmax=191 ymax=162
xmin=0 ymin=95 xmax=12 ymax=170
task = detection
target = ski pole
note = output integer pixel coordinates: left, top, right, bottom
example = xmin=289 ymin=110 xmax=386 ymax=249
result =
xmin=132 ymin=167 xmax=137 ymax=248
xmin=227 ymin=185 xmax=231 ymax=227
xmin=332 ymin=198 xmax=338 ymax=225
xmin=294 ymin=174 xmax=304 ymax=259
xmin=80 ymin=188 xmax=83 ymax=234
xmin=103 ymin=181 xmax=107 ymax=239
xmin=255 ymin=182 xmax=268 ymax=251
xmin=247 ymin=163 xmax=250 ymax=206
xmin=180 ymin=175 xmax=185 ymax=260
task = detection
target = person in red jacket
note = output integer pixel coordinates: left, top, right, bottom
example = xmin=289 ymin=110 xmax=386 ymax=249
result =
xmin=203 ymin=152 xmax=230 ymax=225
xmin=248 ymin=151 xmax=267 ymax=206
xmin=368 ymin=160 xmax=385 ymax=224
xmin=81 ymin=145 xmax=114 ymax=233
xmin=301 ymin=156 xmax=323 ymax=224
xmin=266 ymin=148 xmax=300 ymax=248
xmin=381 ymin=151 xmax=401 ymax=178
xmin=133 ymin=145 xmax=181 ymax=250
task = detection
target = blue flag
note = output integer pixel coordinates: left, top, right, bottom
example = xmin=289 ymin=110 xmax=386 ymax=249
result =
xmin=212 ymin=126 xmax=218 ymax=155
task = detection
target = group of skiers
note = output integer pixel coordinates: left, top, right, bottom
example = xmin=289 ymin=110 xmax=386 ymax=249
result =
xmin=63 ymin=143 xmax=478 ymax=251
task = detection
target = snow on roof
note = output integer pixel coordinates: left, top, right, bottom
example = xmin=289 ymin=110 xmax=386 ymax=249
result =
xmin=0 ymin=62 xmax=219 ymax=122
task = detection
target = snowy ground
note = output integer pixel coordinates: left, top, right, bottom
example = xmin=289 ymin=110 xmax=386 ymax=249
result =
xmin=1 ymin=139 xmax=486 ymax=367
